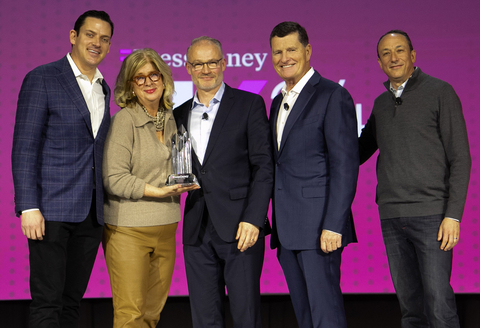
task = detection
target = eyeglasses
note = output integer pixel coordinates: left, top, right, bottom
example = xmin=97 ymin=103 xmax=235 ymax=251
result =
xmin=187 ymin=58 xmax=223 ymax=71
xmin=132 ymin=72 xmax=162 ymax=86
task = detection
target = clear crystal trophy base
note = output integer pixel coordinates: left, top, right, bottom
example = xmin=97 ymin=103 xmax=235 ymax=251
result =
xmin=165 ymin=173 xmax=200 ymax=187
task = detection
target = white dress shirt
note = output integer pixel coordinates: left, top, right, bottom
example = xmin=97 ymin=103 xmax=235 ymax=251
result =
xmin=188 ymin=83 xmax=225 ymax=164
xmin=390 ymin=79 xmax=408 ymax=98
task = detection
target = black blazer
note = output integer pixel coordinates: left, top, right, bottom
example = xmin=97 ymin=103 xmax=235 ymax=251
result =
xmin=174 ymin=84 xmax=274 ymax=244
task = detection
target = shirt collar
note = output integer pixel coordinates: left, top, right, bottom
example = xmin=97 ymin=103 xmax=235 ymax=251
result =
xmin=389 ymin=67 xmax=417 ymax=94
xmin=390 ymin=80 xmax=408 ymax=94
xmin=66 ymin=53 xmax=104 ymax=84
xmin=192 ymin=82 xmax=225 ymax=111
xmin=281 ymin=67 xmax=315 ymax=97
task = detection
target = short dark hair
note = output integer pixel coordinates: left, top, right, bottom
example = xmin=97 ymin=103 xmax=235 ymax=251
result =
xmin=377 ymin=30 xmax=413 ymax=57
xmin=73 ymin=10 xmax=114 ymax=37
xmin=270 ymin=21 xmax=309 ymax=48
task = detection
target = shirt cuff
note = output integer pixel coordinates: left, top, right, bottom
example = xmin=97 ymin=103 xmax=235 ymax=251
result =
xmin=21 ymin=208 xmax=40 ymax=214
xmin=324 ymin=229 xmax=342 ymax=237
xmin=445 ymin=217 xmax=459 ymax=222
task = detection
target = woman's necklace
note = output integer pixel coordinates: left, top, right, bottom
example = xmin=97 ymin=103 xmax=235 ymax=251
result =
xmin=141 ymin=104 xmax=165 ymax=132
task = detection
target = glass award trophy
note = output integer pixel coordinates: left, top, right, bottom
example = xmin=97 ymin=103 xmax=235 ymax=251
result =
xmin=165 ymin=125 xmax=200 ymax=187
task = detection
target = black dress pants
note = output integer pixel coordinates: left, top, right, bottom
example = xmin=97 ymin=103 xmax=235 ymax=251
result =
xmin=28 ymin=195 xmax=102 ymax=328
xmin=184 ymin=208 xmax=265 ymax=328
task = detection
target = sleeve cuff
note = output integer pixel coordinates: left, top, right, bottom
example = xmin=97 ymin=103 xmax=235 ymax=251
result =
xmin=445 ymin=217 xmax=459 ymax=222
xmin=21 ymin=208 xmax=40 ymax=214
xmin=324 ymin=229 xmax=342 ymax=237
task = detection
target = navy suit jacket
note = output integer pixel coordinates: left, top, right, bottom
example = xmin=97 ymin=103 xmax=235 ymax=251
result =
xmin=12 ymin=56 xmax=111 ymax=224
xmin=270 ymin=71 xmax=359 ymax=250
xmin=174 ymin=84 xmax=274 ymax=245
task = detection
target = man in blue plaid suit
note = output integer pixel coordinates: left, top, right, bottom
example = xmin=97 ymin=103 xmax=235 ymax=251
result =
xmin=11 ymin=10 xmax=114 ymax=328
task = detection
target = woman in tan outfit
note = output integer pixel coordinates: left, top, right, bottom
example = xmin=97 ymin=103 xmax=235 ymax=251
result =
xmin=102 ymin=48 xmax=198 ymax=328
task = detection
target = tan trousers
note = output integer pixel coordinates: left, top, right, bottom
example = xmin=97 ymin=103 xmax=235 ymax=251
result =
xmin=103 ymin=223 xmax=178 ymax=328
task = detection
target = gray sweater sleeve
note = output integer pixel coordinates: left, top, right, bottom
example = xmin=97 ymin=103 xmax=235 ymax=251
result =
xmin=438 ymin=84 xmax=471 ymax=221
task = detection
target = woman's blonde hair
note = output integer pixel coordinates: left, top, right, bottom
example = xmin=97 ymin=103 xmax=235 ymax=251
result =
xmin=114 ymin=48 xmax=174 ymax=110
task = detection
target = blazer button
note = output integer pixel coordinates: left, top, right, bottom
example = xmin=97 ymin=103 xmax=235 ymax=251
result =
xmin=201 ymin=170 xmax=206 ymax=175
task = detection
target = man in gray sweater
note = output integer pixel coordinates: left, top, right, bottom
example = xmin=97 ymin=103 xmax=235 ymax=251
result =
xmin=359 ymin=30 xmax=471 ymax=328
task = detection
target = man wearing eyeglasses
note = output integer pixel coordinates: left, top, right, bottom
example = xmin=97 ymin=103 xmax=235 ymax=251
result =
xmin=174 ymin=36 xmax=273 ymax=328
xmin=11 ymin=10 xmax=113 ymax=327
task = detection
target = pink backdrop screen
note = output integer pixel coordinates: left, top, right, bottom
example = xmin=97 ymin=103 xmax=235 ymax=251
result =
xmin=0 ymin=0 xmax=478 ymax=299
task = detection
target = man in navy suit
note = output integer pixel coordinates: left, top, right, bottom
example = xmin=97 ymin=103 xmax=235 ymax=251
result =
xmin=174 ymin=36 xmax=273 ymax=328
xmin=11 ymin=10 xmax=113 ymax=328
xmin=269 ymin=22 xmax=359 ymax=328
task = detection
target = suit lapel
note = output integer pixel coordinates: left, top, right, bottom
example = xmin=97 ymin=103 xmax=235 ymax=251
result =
xmin=98 ymin=80 xmax=111 ymax=136
xmin=277 ymin=72 xmax=321 ymax=156
xmin=270 ymin=94 xmax=282 ymax=159
xmin=175 ymin=100 xmax=192 ymax=132
xmin=57 ymin=57 xmax=94 ymax=136
xmin=201 ymin=85 xmax=234 ymax=165
xmin=175 ymin=100 xmax=203 ymax=166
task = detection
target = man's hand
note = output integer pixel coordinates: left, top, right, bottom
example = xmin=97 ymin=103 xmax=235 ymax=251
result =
xmin=320 ymin=229 xmax=342 ymax=253
xmin=438 ymin=218 xmax=460 ymax=251
xmin=236 ymin=222 xmax=260 ymax=252
xmin=21 ymin=210 xmax=45 ymax=240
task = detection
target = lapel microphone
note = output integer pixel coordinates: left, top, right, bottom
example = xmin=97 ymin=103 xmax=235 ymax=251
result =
xmin=283 ymin=103 xmax=290 ymax=111
xmin=395 ymin=97 xmax=403 ymax=106
xmin=202 ymin=112 xmax=209 ymax=120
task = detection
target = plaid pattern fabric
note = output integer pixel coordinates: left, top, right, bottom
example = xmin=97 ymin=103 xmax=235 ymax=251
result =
xmin=12 ymin=56 xmax=111 ymax=223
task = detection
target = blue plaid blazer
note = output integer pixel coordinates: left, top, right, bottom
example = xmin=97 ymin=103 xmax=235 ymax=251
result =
xmin=12 ymin=56 xmax=111 ymax=224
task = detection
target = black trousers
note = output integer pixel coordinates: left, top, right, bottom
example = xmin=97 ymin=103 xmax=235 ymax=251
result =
xmin=184 ymin=209 xmax=265 ymax=328
xmin=28 ymin=194 xmax=102 ymax=328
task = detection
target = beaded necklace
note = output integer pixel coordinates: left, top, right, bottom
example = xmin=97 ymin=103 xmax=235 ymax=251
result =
xmin=141 ymin=104 xmax=165 ymax=132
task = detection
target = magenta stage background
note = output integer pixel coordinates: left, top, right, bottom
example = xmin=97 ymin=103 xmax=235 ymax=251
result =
xmin=1 ymin=0 xmax=478 ymax=300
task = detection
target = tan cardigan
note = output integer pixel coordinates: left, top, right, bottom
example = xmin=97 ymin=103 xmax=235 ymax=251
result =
xmin=102 ymin=103 xmax=180 ymax=227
